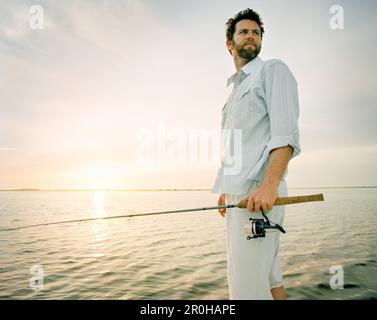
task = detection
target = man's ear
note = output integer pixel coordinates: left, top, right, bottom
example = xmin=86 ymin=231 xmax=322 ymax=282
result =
xmin=226 ymin=39 xmax=233 ymax=52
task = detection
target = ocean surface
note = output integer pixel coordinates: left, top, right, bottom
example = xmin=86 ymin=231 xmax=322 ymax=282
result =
xmin=0 ymin=188 xmax=376 ymax=300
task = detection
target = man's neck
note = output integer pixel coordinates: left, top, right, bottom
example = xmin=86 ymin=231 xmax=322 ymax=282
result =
xmin=233 ymin=55 xmax=251 ymax=73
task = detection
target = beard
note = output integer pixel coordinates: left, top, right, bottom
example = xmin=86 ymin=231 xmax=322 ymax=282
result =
xmin=234 ymin=41 xmax=261 ymax=61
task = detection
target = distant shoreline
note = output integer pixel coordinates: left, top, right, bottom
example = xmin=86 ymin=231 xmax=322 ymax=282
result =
xmin=0 ymin=186 xmax=376 ymax=192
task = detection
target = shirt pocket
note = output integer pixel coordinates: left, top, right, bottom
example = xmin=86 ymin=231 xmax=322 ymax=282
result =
xmin=237 ymin=87 xmax=250 ymax=101
xmin=243 ymin=86 xmax=266 ymax=119
xmin=233 ymin=87 xmax=252 ymax=122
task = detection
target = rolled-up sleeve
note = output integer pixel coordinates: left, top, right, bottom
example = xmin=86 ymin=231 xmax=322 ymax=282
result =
xmin=264 ymin=61 xmax=301 ymax=159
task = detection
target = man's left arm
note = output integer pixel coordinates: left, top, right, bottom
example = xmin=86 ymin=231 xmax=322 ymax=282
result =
xmin=245 ymin=61 xmax=301 ymax=212
xmin=247 ymin=146 xmax=292 ymax=212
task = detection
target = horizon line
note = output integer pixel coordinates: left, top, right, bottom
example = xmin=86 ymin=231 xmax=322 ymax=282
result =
xmin=0 ymin=186 xmax=376 ymax=192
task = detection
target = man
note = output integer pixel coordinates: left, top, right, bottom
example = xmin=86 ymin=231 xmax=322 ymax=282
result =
xmin=212 ymin=9 xmax=301 ymax=300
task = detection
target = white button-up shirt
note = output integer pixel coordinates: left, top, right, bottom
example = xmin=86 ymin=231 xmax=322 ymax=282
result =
xmin=211 ymin=56 xmax=301 ymax=195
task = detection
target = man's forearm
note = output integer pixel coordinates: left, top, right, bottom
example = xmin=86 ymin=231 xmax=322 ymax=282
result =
xmin=262 ymin=146 xmax=293 ymax=189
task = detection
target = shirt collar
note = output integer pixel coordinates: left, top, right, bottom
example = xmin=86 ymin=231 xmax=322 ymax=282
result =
xmin=227 ymin=56 xmax=263 ymax=87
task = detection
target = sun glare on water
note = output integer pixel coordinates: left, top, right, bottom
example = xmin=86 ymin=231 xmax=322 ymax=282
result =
xmin=77 ymin=163 xmax=124 ymax=217
xmin=94 ymin=190 xmax=105 ymax=217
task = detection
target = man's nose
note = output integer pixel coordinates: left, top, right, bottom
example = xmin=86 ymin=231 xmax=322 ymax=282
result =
xmin=245 ymin=32 xmax=254 ymax=41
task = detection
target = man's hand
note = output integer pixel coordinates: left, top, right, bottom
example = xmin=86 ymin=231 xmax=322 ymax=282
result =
xmin=242 ymin=146 xmax=292 ymax=213
xmin=218 ymin=193 xmax=226 ymax=217
xmin=241 ymin=182 xmax=278 ymax=213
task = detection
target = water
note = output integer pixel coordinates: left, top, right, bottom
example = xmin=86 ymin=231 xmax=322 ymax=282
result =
xmin=0 ymin=188 xmax=376 ymax=300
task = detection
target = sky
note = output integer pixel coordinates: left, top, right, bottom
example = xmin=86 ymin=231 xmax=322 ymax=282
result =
xmin=0 ymin=0 xmax=376 ymax=189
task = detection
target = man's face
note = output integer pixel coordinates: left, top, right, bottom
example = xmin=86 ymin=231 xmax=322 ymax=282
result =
xmin=228 ymin=19 xmax=262 ymax=60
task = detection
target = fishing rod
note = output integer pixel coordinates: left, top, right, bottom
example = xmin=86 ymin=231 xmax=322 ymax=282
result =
xmin=0 ymin=194 xmax=324 ymax=233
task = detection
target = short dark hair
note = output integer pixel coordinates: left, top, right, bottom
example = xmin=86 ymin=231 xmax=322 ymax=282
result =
xmin=225 ymin=8 xmax=264 ymax=41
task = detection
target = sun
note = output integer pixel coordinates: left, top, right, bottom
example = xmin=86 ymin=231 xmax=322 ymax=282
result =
xmin=80 ymin=162 xmax=121 ymax=190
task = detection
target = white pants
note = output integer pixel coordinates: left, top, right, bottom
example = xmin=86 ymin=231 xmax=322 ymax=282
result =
xmin=225 ymin=180 xmax=288 ymax=300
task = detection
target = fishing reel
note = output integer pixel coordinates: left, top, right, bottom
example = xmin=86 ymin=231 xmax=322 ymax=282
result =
xmin=244 ymin=209 xmax=286 ymax=239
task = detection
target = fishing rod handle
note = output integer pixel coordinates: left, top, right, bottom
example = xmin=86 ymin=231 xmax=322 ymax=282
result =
xmin=237 ymin=193 xmax=324 ymax=209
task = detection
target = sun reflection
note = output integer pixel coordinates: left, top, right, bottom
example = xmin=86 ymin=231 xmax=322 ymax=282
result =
xmin=94 ymin=191 xmax=105 ymax=217
xmin=91 ymin=191 xmax=108 ymax=256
